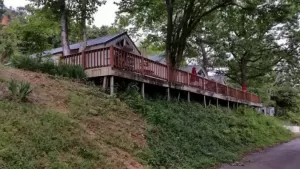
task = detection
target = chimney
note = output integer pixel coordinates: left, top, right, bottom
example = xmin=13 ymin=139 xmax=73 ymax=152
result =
xmin=1 ymin=15 xmax=9 ymax=26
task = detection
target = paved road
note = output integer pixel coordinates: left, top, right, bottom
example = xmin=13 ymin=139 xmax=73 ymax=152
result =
xmin=220 ymin=139 xmax=300 ymax=169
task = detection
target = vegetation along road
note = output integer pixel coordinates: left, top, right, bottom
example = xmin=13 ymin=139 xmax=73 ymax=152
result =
xmin=221 ymin=139 xmax=300 ymax=169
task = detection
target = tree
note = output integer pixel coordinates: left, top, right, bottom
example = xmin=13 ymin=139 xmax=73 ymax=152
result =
xmin=116 ymin=0 xmax=234 ymax=67
xmin=0 ymin=0 xmax=4 ymax=17
xmin=29 ymin=0 xmax=75 ymax=56
xmin=75 ymin=0 xmax=106 ymax=52
xmin=209 ymin=1 xmax=294 ymax=88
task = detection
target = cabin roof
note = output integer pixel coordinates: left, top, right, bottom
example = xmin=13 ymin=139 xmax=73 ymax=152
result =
xmin=148 ymin=54 xmax=166 ymax=64
xmin=43 ymin=31 xmax=134 ymax=55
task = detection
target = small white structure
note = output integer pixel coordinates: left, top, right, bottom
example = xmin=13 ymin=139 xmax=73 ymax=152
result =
xmin=284 ymin=125 xmax=300 ymax=133
xmin=257 ymin=107 xmax=275 ymax=116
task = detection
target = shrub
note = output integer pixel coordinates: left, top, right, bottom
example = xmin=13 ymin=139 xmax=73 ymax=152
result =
xmin=8 ymin=79 xmax=32 ymax=102
xmin=11 ymin=55 xmax=87 ymax=79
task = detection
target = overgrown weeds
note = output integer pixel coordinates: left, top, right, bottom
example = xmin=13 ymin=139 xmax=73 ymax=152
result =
xmin=8 ymin=79 xmax=32 ymax=102
xmin=11 ymin=55 xmax=86 ymax=79
xmin=121 ymin=86 xmax=292 ymax=169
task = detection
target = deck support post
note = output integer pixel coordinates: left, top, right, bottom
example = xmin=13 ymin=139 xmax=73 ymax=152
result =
xmin=110 ymin=76 xmax=114 ymax=96
xmin=167 ymin=88 xmax=171 ymax=101
xmin=141 ymin=82 xmax=145 ymax=99
xmin=227 ymin=100 xmax=230 ymax=110
xmin=102 ymin=76 xmax=107 ymax=91
xmin=187 ymin=92 xmax=190 ymax=102
xmin=204 ymin=95 xmax=207 ymax=108
xmin=216 ymin=98 xmax=219 ymax=108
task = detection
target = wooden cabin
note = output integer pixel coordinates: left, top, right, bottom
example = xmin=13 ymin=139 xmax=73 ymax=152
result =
xmin=42 ymin=32 xmax=262 ymax=107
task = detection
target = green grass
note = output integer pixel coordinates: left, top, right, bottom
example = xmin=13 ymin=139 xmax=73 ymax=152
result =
xmin=0 ymin=100 xmax=108 ymax=169
xmin=122 ymin=89 xmax=293 ymax=169
xmin=11 ymin=55 xmax=86 ymax=79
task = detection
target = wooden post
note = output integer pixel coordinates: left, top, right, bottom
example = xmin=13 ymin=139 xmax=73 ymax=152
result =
xmin=215 ymin=82 xmax=218 ymax=93
xmin=110 ymin=46 xmax=114 ymax=67
xmin=187 ymin=92 xmax=190 ymax=102
xmin=216 ymin=98 xmax=219 ymax=108
xmin=187 ymin=72 xmax=190 ymax=86
xmin=141 ymin=82 xmax=145 ymax=99
xmin=228 ymin=100 xmax=230 ymax=110
xmin=110 ymin=76 xmax=114 ymax=96
xmin=82 ymin=51 xmax=86 ymax=69
xmin=167 ymin=88 xmax=171 ymax=101
xmin=141 ymin=53 xmax=145 ymax=75
xmin=102 ymin=76 xmax=107 ymax=91
xmin=204 ymin=95 xmax=207 ymax=108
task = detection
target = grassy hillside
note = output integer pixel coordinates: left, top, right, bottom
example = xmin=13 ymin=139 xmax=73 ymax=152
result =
xmin=0 ymin=65 xmax=293 ymax=169
xmin=0 ymin=66 xmax=145 ymax=169
xmin=121 ymin=87 xmax=293 ymax=169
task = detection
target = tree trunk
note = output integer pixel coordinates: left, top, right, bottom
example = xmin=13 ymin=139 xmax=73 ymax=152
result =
xmin=79 ymin=0 xmax=87 ymax=52
xmin=240 ymin=57 xmax=247 ymax=90
xmin=165 ymin=0 xmax=174 ymax=80
xmin=60 ymin=1 xmax=71 ymax=56
xmin=200 ymin=41 xmax=208 ymax=73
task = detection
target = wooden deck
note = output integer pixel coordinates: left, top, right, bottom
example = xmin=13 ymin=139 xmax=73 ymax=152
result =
xmin=61 ymin=46 xmax=262 ymax=107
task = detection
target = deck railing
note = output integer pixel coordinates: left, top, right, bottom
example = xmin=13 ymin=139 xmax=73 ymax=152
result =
xmin=61 ymin=46 xmax=261 ymax=104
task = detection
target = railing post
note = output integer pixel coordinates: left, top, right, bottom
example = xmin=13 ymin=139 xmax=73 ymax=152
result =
xmin=226 ymin=86 xmax=229 ymax=96
xmin=82 ymin=51 xmax=86 ymax=69
xmin=141 ymin=54 xmax=144 ymax=75
xmin=203 ymin=78 xmax=206 ymax=91
xmin=187 ymin=72 xmax=190 ymax=86
xmin=244 ymin=92 xmax=246 ymax=101
xmin=235 ymin=89 xmax=238 ymax=99
xmin=110 ymin=46 xmax=114 ymax=68
xmin=215 ymin=82 xmax=218 ymax=93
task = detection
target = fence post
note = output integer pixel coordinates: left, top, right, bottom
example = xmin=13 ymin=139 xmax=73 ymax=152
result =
xmin=110 ymin=46 xmax=114 ymax=68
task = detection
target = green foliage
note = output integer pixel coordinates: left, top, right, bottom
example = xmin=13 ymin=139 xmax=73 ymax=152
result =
xmin=11 ymin=55 xmax=87 ymax=79
xmin=122 ymin=88 xmax=292 ymax=169
xmin=0 ymin=100 xmax=106 ymax=169
xmin=8 ymin=79 xmax=32 ymax=102
xmin=279 ymin=111 xmax=300 ymax=126
xmin=0 ymin=27 xmax=19 ymax=63
xmin=7 ymin=7 xmax=61 ymax=54
xmin=271 ymin=85 xmax=300 ymax=116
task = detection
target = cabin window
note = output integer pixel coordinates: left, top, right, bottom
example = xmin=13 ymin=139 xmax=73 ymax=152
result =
xmin=116 ymin=39 xmax=125 ymax=47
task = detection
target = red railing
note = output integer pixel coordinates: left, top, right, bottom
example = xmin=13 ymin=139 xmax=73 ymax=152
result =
xmin=61 ymin=46 xmax=261 ymax=104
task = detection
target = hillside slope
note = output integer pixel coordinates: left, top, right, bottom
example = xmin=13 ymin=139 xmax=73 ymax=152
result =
xmin=0 ymin=65 xmax=146 ymax=169
xmin=0 ymin=65 xmax=293 ymax=169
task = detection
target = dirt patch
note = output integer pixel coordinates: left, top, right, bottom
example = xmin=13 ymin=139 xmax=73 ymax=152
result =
xmin=0 ymin=66 xmax=85 ymax=112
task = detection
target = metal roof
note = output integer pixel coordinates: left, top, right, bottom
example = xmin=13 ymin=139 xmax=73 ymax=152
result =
xmin=43 ymin=32 xmax=127 ymax=55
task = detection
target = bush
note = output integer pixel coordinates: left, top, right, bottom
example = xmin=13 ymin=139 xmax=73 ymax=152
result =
xmin=122 ymin=88 xmax=292 ymax=169
xmin=11 ymin=55 xmax=86 ymax=79
xmin=8 ymin=79 xmax=32 ymax=102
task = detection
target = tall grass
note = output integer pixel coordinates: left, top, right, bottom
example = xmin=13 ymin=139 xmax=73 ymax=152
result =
xmin=11 ymin=55 xmax=86 ymax=79
xmin=121 ymin=87 xmax=292 ymax=169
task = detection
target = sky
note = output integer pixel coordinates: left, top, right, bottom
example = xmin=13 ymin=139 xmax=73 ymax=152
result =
xmin=4 ymin=0 xmax=119 ymax=27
